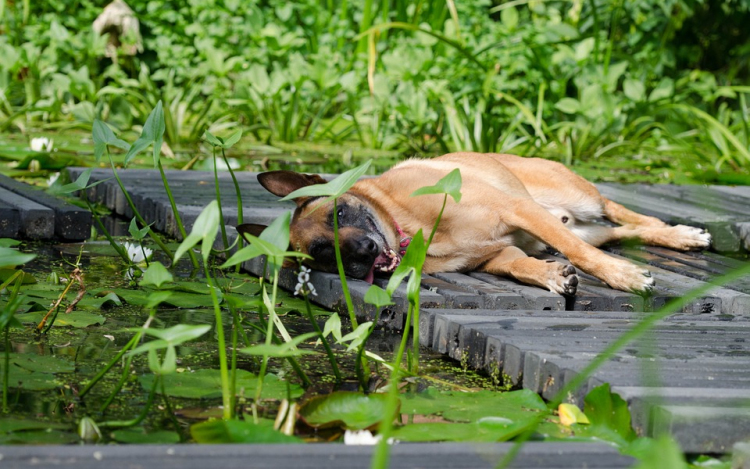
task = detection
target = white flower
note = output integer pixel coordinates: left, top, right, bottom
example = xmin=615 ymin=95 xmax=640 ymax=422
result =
xmin=343 ymin=430 xmax=396 ymax=446
xmin=294 ymin=266 xmax=317 ymax=297
xmin=122 ymin=242 xmax=153 ymax=264
xmin=30 ymin=137 xmax=53 ymax=152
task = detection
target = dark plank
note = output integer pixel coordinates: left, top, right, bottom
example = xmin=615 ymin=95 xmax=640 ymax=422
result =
xmin=0 ymin=186 xmax=54 ymax=239
xmin=0 ymin=173 xmax=91 ymax=240
xmin=0 ymin=442 xmax=635 ymax=469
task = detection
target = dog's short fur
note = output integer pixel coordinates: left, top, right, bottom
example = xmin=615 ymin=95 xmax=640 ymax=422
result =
xmin=242 ymin=153 xmax=711 ymax=294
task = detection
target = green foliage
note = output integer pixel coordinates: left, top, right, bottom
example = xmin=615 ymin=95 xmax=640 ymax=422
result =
xmin=191 ymin=419 xmax=301 ymax=444
xmin=298 ymin=391 xmax=393 ymax=430
xmin=4 ymin=0 xmax=747 ymax=178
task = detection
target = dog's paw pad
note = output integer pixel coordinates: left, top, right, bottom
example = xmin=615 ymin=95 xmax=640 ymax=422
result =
xmin=547 ymin=264 xmax=578 ymax=296
xmin=672 ymin=225 xmax=712 ymax=250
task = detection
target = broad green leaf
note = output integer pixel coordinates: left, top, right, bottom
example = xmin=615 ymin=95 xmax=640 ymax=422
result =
xmin=623 ymin=78 xmax=646 ymax=102
xmin=501 ymin=6 xmax=518 ymax=29
xmin=259 ymin=211 xmax=291 ymax=253
xmin=191 ymin=419 xmax=301 ymax=444
xmin=18 ymin=310 xmax=105 ymax=328
xmin=391 ymin=417 xmax=530 ymax=442
xmin=92 ymin=119 xmax=130 ymax=162
xmin=628 ymin=435 xmax=686 ymax=469
xmin=0 ymin=247 xmax=35 ymax=269
xmin=145 ymin=291 xmax=173 ymax=309
xmin=139 ymin=261 xmax=173 ymax=288
xmin=648 ymin=78 xmax=674 ymax=102
xmin=223 ymin=130 xmax=242 ymax=148
xmin=111 ymin=428 xmax=181 ymax=444
xmin=400 ymin=388 xmax=546 ymax=423
xmin=0 ymin=239 xmax=21 ymax=248
xmin=410 ymin=168 xmax=462 ymax=203
xmin=174 ymin=201 xmax=220 ymax=263
xmin=339 ymin=321 xmax=374 ymax=352
xmin=299 ymin=391 xmax=393 ymax=430
xmin=0 ymin=419 xmax=68 ymax=433
xmin=322 ymin=312 xmax=343 ymax=341
xmin=279 ymin=160 xmax=371 ymax=202
xmin=239 ymin=332 xmax=317 ymax=357
xmin=204 ymin=131 xmax=222 ymax=146
xmin=555 ymin=97 xmax=581 ymax=114
xmin=128 ymin=217 xmax=151 ymax=240
xmin=386 ymin=229 xmax=426 ymax=296
xmin=6 ymin=353 xmax=74 ymax=373
xmin=0 ymin=366 xmax=59 ymax=390
xmin=583 ymin=383 xmax=636 ymax=442
xmin=124 ymin=101 xmax=166 ymax=166
xmin=140 ymin=369 xmax=303 ymax=400
xmin=141 ymin=323 xmax=211 ymax=344
xmin=49 ymin=168 xmax=111 ymax=196
xmin=0 ymin=430 xmax=79 ymax=445
xmin=364 ymin=285 xmax=394 ymax=308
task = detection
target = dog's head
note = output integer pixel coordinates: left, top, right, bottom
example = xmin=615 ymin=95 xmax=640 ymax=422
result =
xmin=239 ymin=171 xmax=403 ymax=283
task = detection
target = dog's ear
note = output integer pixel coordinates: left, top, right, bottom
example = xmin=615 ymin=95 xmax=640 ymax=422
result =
xmin=257 ymin=171 xmax=327 ymax=200
xmin=236 ymin=223 xmax=267 ymax=240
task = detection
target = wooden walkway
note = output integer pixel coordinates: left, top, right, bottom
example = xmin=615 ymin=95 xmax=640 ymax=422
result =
xmin=65 ymin=167 xmax=750 ymax=454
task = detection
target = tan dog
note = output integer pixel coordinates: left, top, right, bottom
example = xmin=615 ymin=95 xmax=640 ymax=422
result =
xmin=244 ymin=153 xmax=711 ymax=295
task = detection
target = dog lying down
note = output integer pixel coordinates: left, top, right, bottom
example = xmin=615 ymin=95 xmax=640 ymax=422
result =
xmin=239 ymin=153 xmax=711 ymax=295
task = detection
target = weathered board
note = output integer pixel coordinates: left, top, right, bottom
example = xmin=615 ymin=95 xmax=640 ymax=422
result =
xmin=65 ymin=167 xmax=750 ymax=454
xmin=0 ymin=441 xmax=635 ymax=469
xmin=0 ymin=174 xmax=91 ymax=240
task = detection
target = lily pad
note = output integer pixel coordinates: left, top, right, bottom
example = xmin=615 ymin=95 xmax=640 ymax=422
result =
xmin=190 ymin=419 xmax=301 ymax=443
xmin=0 ymin=429 xmax=79 ymax=445
xmin=391 ymin=417 xmax=530 ymax=442
xmin=299 ymin=391 xmax=393 ymax=430
xmin=400 ymin=388 xmax=547 ymax=423
xmin=0 ymin=366 xmax=59 ymax=390
xmin=18 ymin=310 xmax=105 ymax=328
xmin=7 ymin=353 xmax=74 ymax=373
xmin=139 ymin=369 xmax=303 ymax=400
xmin=0 ymin=419 xmax=69 ymax=433
xmin=110 ymin=428 xmax=181 ymax=444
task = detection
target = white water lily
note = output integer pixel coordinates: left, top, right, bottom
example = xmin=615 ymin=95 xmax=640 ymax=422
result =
xmin=343 ymin=430 xmax=395 ymax=446
xmin=123 ymin=242 xmax=153 ymax=264
xmin=47 ymin=172 xmax=60 ymax=187
xmin=30 ymin=137 xmax=54 ymax=152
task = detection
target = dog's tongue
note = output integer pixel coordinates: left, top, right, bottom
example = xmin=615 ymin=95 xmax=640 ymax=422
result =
xmin=364 ymin=252 xmax=391 ymax=284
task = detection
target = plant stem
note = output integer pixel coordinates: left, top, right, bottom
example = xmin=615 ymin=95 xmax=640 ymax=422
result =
xmin=332 ymin=199 xmax=357 ymax=328
xmin=205 ymin=264 xmax=232 ymax=419
xmin=303 ymin=295 xmax=341 ymax=384
xmin=211 ymin=147 xmax=230 ymax=251
xmin=108 ymin=153 xmax=174 ymax=260
xmin=157 ymin=160 xmax=199 ymax=269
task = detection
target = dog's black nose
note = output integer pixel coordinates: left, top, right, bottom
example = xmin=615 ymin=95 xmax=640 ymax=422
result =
xmin=346 ymin=237 xmax=379 ymax=260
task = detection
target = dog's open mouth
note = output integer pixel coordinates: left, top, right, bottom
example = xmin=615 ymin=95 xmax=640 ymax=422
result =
xmin=364 ymin=246 xmax=401 ymax=284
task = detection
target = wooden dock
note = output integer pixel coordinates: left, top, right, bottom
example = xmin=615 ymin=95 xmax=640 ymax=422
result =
xmin=65 ymin=167 xmax=750 ymax=454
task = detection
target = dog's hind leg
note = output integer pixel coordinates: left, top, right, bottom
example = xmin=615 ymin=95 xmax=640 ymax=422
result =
xmin=481 ymin=246 xmax=579 ymax=295
xmin=601 ymin=199 xmax=711 ymax=250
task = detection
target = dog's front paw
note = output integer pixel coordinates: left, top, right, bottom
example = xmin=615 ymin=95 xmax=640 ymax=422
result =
xmin=670 ymin=225 xmax=712 ymax=250
xmin=546 ymin=263 xmax=578 ymax=296
xmin=603 ymin=259 xmax=655 ymax=294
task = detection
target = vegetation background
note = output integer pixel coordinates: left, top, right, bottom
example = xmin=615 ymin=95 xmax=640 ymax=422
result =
xmin=2 ymin=0 xmax=750 ymax=183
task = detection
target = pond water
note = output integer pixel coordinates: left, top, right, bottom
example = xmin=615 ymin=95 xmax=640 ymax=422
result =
xmin=2 ymin=231 xmax=509 ymax=445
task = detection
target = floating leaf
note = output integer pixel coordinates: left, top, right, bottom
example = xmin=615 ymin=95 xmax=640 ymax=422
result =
xmin=391 ymin=417 xmax=528 ymax=442
xmin=140 ymin=262 xmax=173 ymax=288
xmin=139 ymin=369 xmax=303 ymax=400
xmin=0 ymin=246 xmax=36 ymax=268
xmin=239 ymin=332 xmax=317 ymax=357
xmin=110 ymin=428 xmax=181 ymax=444
xmin=299 ymin=391 xmax=393 ymax=430
xmin=400 ymin=388 xmax=546 ymax=423
xmin=191 ymin=419 xmax=301 ymax=444
xmin=0 ymin=366 xmax=59 ymax=391
xmin=18 ymin=310 xmax=105 ymax=328
xmin=7 ymin=353 xmax=74 ymax=373
xmin=583 ymin=383 xmax=636 ymax=443
xmin=0 ymin=419 xmax=68 ymax=433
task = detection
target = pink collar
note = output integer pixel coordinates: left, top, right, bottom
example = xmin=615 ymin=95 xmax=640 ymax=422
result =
xmin=394 ymin=219 xmax=411 ymax=256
